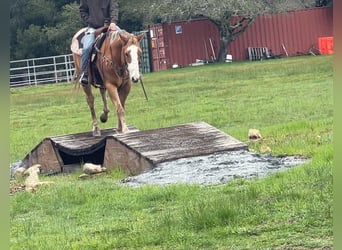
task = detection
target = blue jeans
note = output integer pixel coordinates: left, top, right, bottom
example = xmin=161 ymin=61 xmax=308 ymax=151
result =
xmin=81 ymin=28 xmax=96 ymax=73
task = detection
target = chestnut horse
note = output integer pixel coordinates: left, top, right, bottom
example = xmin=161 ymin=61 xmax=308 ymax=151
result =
xmin=71 ymin=29 xmax=144 ymax=136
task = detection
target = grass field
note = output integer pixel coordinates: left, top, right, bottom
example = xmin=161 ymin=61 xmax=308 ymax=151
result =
xmin=10 ymin=55 xmax=333 ymax=249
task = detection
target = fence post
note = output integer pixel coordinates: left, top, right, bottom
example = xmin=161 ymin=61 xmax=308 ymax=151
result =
xmin=26 ymin=60 xmax=31 ymax=85
xmin=32 ymin=59 xmax=37 ymax=86
xmin=53 ymin=56 xmax=58 ymax=83
xmin=64 ymin=55 xmax=69 ymax=83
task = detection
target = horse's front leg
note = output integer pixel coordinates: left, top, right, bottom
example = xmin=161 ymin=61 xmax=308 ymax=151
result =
xmin=99 ymin=87 xmax=110 ymax=123
xmin=82 ymin=84 xmax=101 ymax=136
xmin=118 ymin=79 xmax=131 ymax=131
xmin=105 ymin=82 xmax=128 ymax=133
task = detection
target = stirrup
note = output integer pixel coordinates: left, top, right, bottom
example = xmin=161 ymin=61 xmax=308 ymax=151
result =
xmin=79 ymin=72 xmax=88 ymax=85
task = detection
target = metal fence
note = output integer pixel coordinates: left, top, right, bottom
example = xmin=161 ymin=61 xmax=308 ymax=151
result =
xmin=10 ymin=30 xmax=152 ymax=88
xmin=10 ymin=54 xmax=75 ymax=87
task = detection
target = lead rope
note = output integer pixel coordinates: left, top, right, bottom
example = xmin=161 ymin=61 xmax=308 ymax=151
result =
xmin=139 ymin=77 xmax=148 ymax=101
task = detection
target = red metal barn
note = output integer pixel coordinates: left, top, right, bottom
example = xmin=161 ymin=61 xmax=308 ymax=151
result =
xmin=149 ymin=18 xmax=219 ymax=71
xmin=230 ymin=7 xmax=333 ymax=60
xmin=149 ymin=7 xmax=333 ymax=71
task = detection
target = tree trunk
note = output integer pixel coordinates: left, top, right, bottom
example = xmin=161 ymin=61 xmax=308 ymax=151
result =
xmin=214 ymin=17 xmax=256 ymax=62
xmin=217 ymin=37 xmax=231 ymax=62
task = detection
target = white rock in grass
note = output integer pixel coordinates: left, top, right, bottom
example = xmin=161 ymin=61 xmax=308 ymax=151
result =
xmin=83 ymin=163 xmax=107 ymax=175
xmin=248 ymin=129 xmax=262 ymax=141
xmin=23 ymin=164 xmax=54 ymax=192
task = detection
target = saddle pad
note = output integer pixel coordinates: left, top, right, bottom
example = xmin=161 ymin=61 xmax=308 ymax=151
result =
xmin=70 ymin=28 xmax=87 ymax=55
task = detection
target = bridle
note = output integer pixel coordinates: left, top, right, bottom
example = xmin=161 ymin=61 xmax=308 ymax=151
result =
xmin=96 ymin=33 xmax=129 ymax=80
xmin=95 ymin=31 xmax=148 ymax=100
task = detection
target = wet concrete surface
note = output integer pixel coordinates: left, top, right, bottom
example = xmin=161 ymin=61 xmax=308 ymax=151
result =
xmin=122 ymin=150 xmax=308 ymax=187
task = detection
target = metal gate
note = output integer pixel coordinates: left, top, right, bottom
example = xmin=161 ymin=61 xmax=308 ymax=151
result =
xmin=134 ymin=30 xmax=152 ymax=74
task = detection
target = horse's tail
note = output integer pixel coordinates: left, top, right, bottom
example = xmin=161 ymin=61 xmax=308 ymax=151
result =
xmin=70 ymin=28 xmax=88 ymax=90
xmin=72 ymin=53 xmax=82 ymax=90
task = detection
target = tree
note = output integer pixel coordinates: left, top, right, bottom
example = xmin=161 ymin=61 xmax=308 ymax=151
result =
xmin=118 ymin=0 xmax=144 ymax=32
xmin=315 ymin=0 xmax=333 ymax=7
xmin=15 ymin=25 xmax=53 ymax=59
xmin=45 ymin=3 xmax=83 ymax=55
xmin=134 ymin=0 xmax=317 ymax=62
xmin=10 ymin=0 xmax=58 ymax=59
xmin=11 ymin=0 xmax=58 ymax=59
xmin=10 ymin=0 xmax=145 ymax=59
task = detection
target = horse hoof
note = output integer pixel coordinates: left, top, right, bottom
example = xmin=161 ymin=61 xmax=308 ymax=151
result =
xmin=100 ymin=113 xmax=108 ymax=123
xmin=93 ymin=129 xmax=101 ymax=137
xmin=118 ymin=126 xmax=129 ymax=134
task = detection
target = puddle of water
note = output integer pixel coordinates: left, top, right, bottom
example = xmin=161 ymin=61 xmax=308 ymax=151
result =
xmin=122 ymin=150 xmax=309 ymax=187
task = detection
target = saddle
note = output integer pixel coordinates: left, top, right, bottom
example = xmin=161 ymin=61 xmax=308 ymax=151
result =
xmin=90 ymin=29 xmax=108 ymax=88
xmin=71 ymin=27 xmax=109 ymax=88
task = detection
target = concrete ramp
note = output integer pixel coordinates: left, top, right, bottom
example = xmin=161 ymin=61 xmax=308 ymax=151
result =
xmin=22 ymin=122 xmax=247 ymax=175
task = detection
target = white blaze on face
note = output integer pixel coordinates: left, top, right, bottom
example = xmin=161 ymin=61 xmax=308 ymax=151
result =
xmin=127 ymin=45 xmax=140 ymax=82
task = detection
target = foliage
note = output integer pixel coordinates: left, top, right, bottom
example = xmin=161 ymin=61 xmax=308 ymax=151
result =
xmin=10 ymin=0 xmax=85 ymax=60
xmin=118 ymin=0 xmax=145 ymax=32
xmin=44 ymin=3 xmax=83 ymax=55
xmin=10 ymin=56 xmax=333 ymax=249
xmin=15 ymin=25 xmax=53 ymax=59
xmin=9 ymin=0 xmax=150 ymax=60
xmin=10 ymin=0 xmax=327 ymax=60
xmin=10 ymin=0 xmax=57 ymax=59
xmin=316 ymin=0 xmax=333 ymax=7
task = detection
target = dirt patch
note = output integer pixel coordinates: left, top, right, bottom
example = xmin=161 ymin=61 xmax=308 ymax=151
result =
xmin=122 ymin=150 xmax=308 ymax=187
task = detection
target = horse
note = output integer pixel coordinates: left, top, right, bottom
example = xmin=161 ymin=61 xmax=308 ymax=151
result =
xmin=71 ymin=29 xmax=144 ymax=136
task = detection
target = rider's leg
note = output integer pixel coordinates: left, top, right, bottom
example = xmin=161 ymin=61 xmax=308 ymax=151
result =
xmin=80 ymin=28 xmax=96 ymax=84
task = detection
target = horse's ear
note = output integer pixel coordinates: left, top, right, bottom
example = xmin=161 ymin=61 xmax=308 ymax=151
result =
xmin=119 ymin=32 xmax=129 ymax=44
xmin=136 ymin=33 xmax=145 ymax=42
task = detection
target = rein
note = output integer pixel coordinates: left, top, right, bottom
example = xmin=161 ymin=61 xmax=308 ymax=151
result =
xmin=95 ymin=33 xmax=128 ymax=79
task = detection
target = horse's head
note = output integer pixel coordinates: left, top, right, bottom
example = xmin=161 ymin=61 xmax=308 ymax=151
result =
xmin=119 ymin=32 xmax=145 ymax=83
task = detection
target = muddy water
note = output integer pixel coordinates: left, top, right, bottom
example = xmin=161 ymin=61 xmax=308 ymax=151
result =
xmin=122 ymin=150 xmax=308 ymax=187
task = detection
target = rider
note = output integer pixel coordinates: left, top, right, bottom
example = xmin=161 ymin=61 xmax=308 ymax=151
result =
xmin=79 ymin=0 xmax=120 ymax=85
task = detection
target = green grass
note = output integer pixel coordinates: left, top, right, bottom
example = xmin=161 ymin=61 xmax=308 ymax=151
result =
xmin=10 ymin=55 xmax=333 ymax=249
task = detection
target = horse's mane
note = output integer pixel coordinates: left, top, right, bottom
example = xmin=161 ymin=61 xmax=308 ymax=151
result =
xmin=109 ymin=30 xmax=132 ymax=44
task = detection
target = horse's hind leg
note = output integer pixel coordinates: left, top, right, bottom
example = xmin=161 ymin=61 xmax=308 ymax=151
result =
xmin=82 ymin=84 xmax=101 ymax=136
xmin=99 ymin=87 xmax=110 ymax=123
